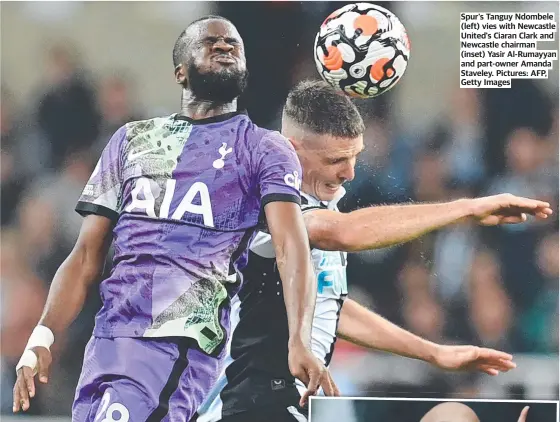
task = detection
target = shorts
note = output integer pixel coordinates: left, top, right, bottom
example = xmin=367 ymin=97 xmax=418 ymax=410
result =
xmin=72 ymin=336 xmax=227 ymax=422
xmin=216 ymin=404 xmax=307 ymax=422
xmin=194 ymin=368 xmax=308 ymax=422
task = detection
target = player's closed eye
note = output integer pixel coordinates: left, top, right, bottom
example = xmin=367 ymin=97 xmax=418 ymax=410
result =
xmin=204 ymin=37 xmax=239 ymax=47
xmin=329 ymin=157 xmax=347 ymax=165
xmin=224 ymin=38 xmax=240 ymax=46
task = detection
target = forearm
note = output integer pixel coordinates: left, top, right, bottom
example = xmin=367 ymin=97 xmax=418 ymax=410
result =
xmin=308 ymin=199 xmax=474 ymax=251
xmin=38 ymin=249 xmax=104 ymax=337
xmin=337 ymin=299 xmax=437 ymax=363
xmin=277 ymin=236 xmax=316 ymax=348
xmin=266 ymin=201 xmax=317 ymax=348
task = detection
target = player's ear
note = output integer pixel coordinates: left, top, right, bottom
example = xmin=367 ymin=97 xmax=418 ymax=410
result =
xmin=175 ymin=64 xmax=187 ymax=85
xmin=285 ymin=136 xmax=299 ymax=151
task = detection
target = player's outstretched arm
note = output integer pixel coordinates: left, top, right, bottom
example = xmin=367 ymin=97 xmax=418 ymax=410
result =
xmin=265 ymin=201 xmax=339 ymax=404
xmin=337 ymin=299 xmax=516 ymax=375
xmin=13 ymin=214 xmax=113 ymax=413
xmin=304 ymin=194 xmax=552 ymax=252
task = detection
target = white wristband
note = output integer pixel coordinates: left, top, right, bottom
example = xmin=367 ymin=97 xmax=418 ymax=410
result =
xmin=16 ymin=350 xmax=38 ymax=375
xmin=16 ymin=325 xmax=55 ymax=374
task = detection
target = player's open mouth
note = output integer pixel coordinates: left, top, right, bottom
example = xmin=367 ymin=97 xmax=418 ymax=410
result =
xmin=325 ymin=183 xmax=340 ymax=191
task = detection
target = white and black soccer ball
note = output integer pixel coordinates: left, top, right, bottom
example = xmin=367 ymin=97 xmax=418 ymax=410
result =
xmin=314 ymin=3 xmax=410 ymax=99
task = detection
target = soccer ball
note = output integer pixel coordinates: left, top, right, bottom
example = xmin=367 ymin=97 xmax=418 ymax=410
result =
xmin=314 ymin=3 xmax=410 ymax=98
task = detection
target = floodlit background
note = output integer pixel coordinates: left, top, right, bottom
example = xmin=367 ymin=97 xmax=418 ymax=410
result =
xmin=1 ymin=1 xmax=558 ymax=417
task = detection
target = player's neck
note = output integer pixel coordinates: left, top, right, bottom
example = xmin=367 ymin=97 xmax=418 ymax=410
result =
xmin=179 ymin=89 xmax=238 ymax=120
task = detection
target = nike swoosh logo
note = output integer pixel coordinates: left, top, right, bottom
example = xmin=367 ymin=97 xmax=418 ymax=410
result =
xmin=128 ymin=147 xmax=159 ymax=161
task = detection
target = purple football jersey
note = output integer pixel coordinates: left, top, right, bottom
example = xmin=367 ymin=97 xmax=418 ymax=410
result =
xmin=76 ymin=112 xmax=301 ymax=354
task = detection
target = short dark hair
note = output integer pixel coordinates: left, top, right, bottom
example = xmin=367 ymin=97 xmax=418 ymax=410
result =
xmin=283 ymin=80 xmax=365 ymax=139
xmin=172 ymin=15 xmax=233 ymax=68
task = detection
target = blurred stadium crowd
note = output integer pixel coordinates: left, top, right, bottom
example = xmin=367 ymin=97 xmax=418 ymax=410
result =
xmin=332 ymin=83 xmax=559 ymax=400
xmin=1 ymin=1 xmax=558 ymax=416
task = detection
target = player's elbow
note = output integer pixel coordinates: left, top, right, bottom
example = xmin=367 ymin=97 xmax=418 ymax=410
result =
xmin=66 ymin=215 xmax=113 ymax=286
xmin=275 ymin=232 xmax=311 ymax=267
xmin=67 ymin=241 xmax=106 ymax=286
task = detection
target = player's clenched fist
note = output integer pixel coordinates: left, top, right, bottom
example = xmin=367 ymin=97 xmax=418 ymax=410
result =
xmin=288 ymin=341 xmax=339 ymax=406
xmin=469 ymin=193 xmax=553 ymax=226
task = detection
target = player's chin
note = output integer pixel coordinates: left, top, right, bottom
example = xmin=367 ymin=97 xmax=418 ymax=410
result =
xmin=319 ymin=184 xmax=341 ymax=200
xmin=206 ymin=61 xmax=241 ymax=74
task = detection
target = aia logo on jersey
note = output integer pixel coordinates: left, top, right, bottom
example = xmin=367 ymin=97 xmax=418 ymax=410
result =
xmin=284 ymin=171 xmax=301 ymax=191
xmin=125 ymin=177 xmax=215 ymax=227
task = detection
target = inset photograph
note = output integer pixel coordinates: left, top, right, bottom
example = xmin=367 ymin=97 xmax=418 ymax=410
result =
xmin=310 ymin=398 xmax=558 ymax=422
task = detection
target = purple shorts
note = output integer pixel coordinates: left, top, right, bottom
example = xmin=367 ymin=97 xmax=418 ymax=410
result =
xmin=72 ymin=336 xmax=227 ymax=422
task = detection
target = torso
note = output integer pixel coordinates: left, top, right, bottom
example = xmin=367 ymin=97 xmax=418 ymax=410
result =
xmin=76 ymin=112 xmax=301 ymax=355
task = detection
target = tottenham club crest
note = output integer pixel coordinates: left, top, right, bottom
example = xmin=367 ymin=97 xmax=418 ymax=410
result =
xmin=213 ymin=143 xmax=233 ymax=169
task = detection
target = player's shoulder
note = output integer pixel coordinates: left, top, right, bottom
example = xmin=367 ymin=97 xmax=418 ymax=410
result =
xmin=120 ymin=115 xmax=174 ymax=140
xmin=250 ymin=124 xmax=296 ymax=154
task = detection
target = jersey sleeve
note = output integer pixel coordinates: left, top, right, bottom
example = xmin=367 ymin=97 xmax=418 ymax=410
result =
xmin=255 ymin=131 xmax=302 ymax=209
xmin=75 ymin=125 xmax=127 ymax=223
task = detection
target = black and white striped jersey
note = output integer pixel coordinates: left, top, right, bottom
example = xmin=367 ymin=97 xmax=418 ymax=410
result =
xmin=196 ymin=189 xmax=348 ymax=421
